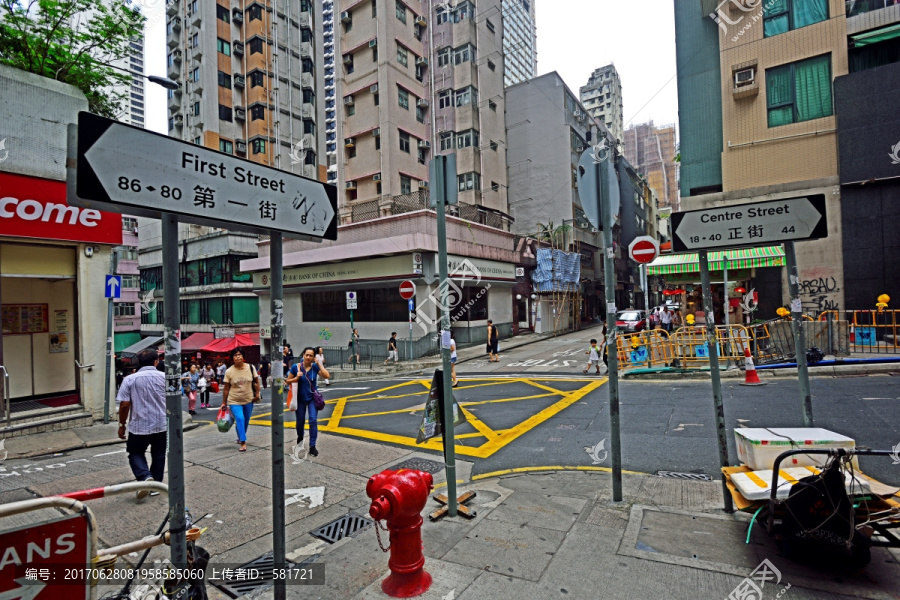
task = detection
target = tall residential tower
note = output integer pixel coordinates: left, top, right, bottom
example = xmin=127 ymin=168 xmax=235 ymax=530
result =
xmin=580 ymin=63 xmax=624 ymax=147
xmin=501 ymin=0 xmax=537 ymax=86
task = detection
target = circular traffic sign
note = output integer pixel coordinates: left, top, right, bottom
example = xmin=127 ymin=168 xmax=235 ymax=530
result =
xmin=399 ymin=280 xmax=416 ymax=300
xmin=628 ymin=236 xmax=659 ymax=264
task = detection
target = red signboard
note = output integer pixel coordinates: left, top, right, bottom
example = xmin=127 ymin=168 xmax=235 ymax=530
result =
xmin=0 ymin=513 xmax=92 ymax=600
xmin=399 ymin=280 xmax=416 ymax=300
xmin=628 ymin=237 xmax=659 ymax=264
xmin=0 ymin=171 xmax=122 ymax=244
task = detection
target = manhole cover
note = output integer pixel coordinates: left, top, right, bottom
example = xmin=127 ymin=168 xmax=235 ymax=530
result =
xmin=391 ymin=457 xmax=445 ymax=474
xmin=310 ymin=513 xmax=373 ymax=544
xmin=657 ymin=471 xmax=712 ymax=481
xmin=210 ymin=551 xmax=313 ymax=598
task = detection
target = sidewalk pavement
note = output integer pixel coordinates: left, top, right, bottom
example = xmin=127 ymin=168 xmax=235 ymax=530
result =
xmin=22 ymin=430 xmax=898 ymax=600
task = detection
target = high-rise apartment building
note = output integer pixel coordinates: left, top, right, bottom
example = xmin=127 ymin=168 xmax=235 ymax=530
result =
xmin=623 ymin=121 xmax=679 ymax=211
xmin=337 ymin=0 xmax=509 ymax=225
xmin=502 ymin=0 xmax=537 ymax=86
xmin=323 ymin=0 xmax=339 ymax=184
xmin=580 ymin=64 xmax=624 ymax=147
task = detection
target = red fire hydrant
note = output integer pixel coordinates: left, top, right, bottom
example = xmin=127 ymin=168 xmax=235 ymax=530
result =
xmin=366 ymin=469 xmax=434 ymax=598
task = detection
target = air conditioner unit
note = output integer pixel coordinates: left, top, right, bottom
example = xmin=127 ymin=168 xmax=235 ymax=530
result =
xmin=372 ymin=128 xmax=381 ymax=137
xmin=174 ymin=114 xmax=184 ymax=124
xmin=235 ymin=139 xmax=247 ymax=153
xmin=173 ymin=49 xmax=183 ymax=61
xmin=370 ymin=83 xmax=379 ymax=93
xmin=342 ymin=54 xmax=353 ymax=65
xmin=419 ymin=180 xmax=428 ymax=187
xmin=232 ymin=8 xmax=243 ymax=23
xmin=346 ymin=180 xmax=357 ymax=189
xmin=344 ymin=137 xmax=355 ymax=147
xmin=415 ymin=56 xmax=428 ymax=67
xmin=416 ymin=98 xmax=429 ymax=108
xmin=574 ymin=109 xmax=582 ymax=118
xmin=416 ymin=16 xmax=427 ymax=26
xmin=734 ymin=67 xmax=755 ymax=87
xmin=373 ymin=173 xmax=382 ymax=182
xmin=233 ymin=74 xmax=245 ymax=87
xmin=234 ymin=106 xmax=246 ymax=120
xmin=369 ymin=39 xmax=377 ymax=48
xmin=233 ymin=41 xmax=244 ymax=55
xmin=418 ymin=140 xmax=430 ymax=149
xmin=344 ymin=95 xmax=354 ymax=105
xmin=340 ymin=10 xmax=351 ymax=22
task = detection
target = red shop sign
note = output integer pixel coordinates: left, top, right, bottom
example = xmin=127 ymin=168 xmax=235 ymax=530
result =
xmin=0 ymin=171 xmax=122 ymax=244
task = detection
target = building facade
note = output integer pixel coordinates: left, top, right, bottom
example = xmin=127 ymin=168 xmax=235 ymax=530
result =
xmin=623 ymin=121 xmax=680 ymax=211
xmin=501 ymin=0 xmax=537 ymax=86
xmin=323 ymin=0 xmax=339 ymax=184
xmin=580 ymin=64 xmax=625 ymax=148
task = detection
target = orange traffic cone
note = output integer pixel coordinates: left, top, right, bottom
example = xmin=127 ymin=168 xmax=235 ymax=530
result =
xmin=741 ymin=348 xmax=766 ymax=386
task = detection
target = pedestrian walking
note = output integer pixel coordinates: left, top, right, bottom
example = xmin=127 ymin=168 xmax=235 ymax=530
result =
xmin=283 ymin=342 xmax=294 ymax=375
xmin=450 ymin=337 xmax=458 ymax=387
xmin=349 ymin=328 xmax=360 ymax=365
xmin=199 ymin=363 xmax=215 ymax=408
xmin=673 ymin=309 xmax=684 ymax=329
xmin=583 ymin=339 xmax=602 ymax=375
xmin=258 ymin=355 xmax=270 ymax=390
xmin=286 ymin=347 xmax=330 ymax=456
xmin=181 ymin=364 xmax=199 ymax=415
xmin=116 ymin=348 xmax=166 ymax=501
xmin=221 ymin=348 xmax=261 ymax=453
xmin=661 ymin=308 xmax=673 ymax=333
xmin=384 ymin=332 xmax=399 ymax=364
xmin=487 ymin=320 xmax=500 ymax=362
xmin=315 ymin=346 xmax=330 ymax=386
xmin=216 ymin=361 xmax=226 ymax=384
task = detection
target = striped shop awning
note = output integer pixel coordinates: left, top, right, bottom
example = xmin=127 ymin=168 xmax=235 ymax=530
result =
xmin=647 ymin=245 xmax=785 ymax=275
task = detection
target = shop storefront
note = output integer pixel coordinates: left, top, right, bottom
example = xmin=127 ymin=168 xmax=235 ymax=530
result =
xmin=0 ymin=171 xmax=122 ymax=422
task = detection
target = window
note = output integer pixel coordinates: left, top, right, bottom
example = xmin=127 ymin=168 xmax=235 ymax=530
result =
xmin=455 ymin=86 xmax=476 ymax=107
xmin=764 ymin=0 xmax=828 ymax=38
xmin=247 ymin=4 xmax=262 ymax=21
xmin=396 ymin=0 xmax=406 ymax=23
xmin=301 ymin=28 xmax=313 ymax=43
xmin=120 ymin=274 xmax=140 ymax=288
xmin=456 ymin=128 xmax=479 ymax=149
xmin=485 ymin=19 xmax=495 ymax=33
xmin=303 ymin=119 xmax=315 ymax=135
xmin=217 ymin=38 xmax=231 ymax=56
xmin=397 ymin=44 xmax=408 ymax=67
xmin=418 ymin=148 xmax=427 ymax=164
xmin=248 ymin=38 xmax=264 ymax=54
xmin=452 ymin=1 xmax=473 ymax=22
xmin=218 ymin=71 xmax=232 ymax=89
xmin=453 ymin=44 xmax=475 ymax=65
xmin=436 ymin=8 xmax=448 ymax=24
xmin=191 ymin=67 xmax=200 ymax=82
xmin=122 ymin=217 xmax=138 ymax=230
xmin=457 ymin=171 xmax=480 ymax=191
xmin=192 ymin=101 xmax=200 ymax=116
xmin=194 ymin=136 xmax=202 ymax=144
xmin=440 ymin=132 xmax=453 ymax=151
xmin=192 ymin=33 xmax=199 ymax=48
xmin=249 ymin=71 xmax=265 ymax=87
xmin=303 ymin=89 xmax=315 ymax=103
xmin=302 ymin=57 xmax=314 ymax=73
xmin=114 ymin=303 xmax=136 ymax=317
xmin=375 ymin=135 xmax=381 ymax=150
xmin=416 ymin=105 xmax=426 ymax=123
xmin=766 ymin=54 xmax=832 ymax=127
xmin=220 ymin=139 xmax=234 ymax=154
xmin=251 ymin=139 xmax=266 ymax=154
xmin=399 ymin=131 xmax=410 ymax=153
xmin=398 ymin=86 xmax=409 ymax=109
xmin=488 ymin=99 xmax=497 ymax=111
xmin=303 ymin=288 xmax=409 ymax=322
xmin=167 ymin=53 xmax=174 ymax=67
xmin=372 ymin=0 xmax=377 ymax=16
xmin=347 ymin=144 xmax=356 ymax=158
xmin=400 ymin=175 xmax=412 ymax=194
xmin=374 ymin=92 xmax=380 ymax=105
xmin=490 ymin=140 xmax=498 ymax=151
xmin=251 ymin=104 xmax=266 ymax=120
xmin=455 ymin=287 xmax=489 ymax=321
xmin=491 ymin=181 xmax=499 ymax=192
xmin=219 ymin=104 xmax=233 ymax=121
xmin=347 ymin=103 xmax=356 ymax=116
xmin=437 ymin=47 xmax=451 ymax=67
xmin=438 ymin=90 xmax=451 ymax=109
xmin=487 ymin=60 xmax=495 ymax=71
xmin=372 ymin=46 xmax=378 ymax=61
xmin=217 ymin=4 xmax=230 ymax=23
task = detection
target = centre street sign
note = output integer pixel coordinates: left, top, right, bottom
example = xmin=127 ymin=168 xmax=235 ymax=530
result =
xmin=73 ymin=112 xmax=337 ymax=240
xmin=671 ymin=195 xmax=827 ymax=252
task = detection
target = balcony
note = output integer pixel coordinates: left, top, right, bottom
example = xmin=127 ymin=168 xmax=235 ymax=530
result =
xmin=167 ymin=0 xmax=178 ymax=16
xmin=168 ymin=35 xmax=179 ymax=49
xmin=233 ymin=41 xmax=244 ymax=56
xmin=846 ymin=0 xmax=898 ymax=17
xmin=170 ymin=17 xmax=181 ymax=33
xmin=232 ymin=8 xmax=243 ymax=24
xmin=345 ymin=190 xmax=513 ymax=231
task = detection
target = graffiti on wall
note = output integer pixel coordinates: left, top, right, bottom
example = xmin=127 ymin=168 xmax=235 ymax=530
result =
xmin=798 ymin=267 xmax=842 ymax=313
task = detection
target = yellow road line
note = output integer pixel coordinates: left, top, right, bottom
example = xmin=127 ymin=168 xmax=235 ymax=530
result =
xmin=459 ymin=393 xmax=558 ymax=407
xmin=431 ymin=464 xmax=649 ymax=489
xmin=524 ymin=380 xmax=566 ymax=396
xmin=459 ymin=406 xmax=498 ymax=439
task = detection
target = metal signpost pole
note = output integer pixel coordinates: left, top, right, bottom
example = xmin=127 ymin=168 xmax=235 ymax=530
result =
xmin=642 ymin=264 xmax=650 ymax=323
xmin=434 ymin=156 xmax=458 ymax=517
xmin=103 ymin=249 xmax=119 ymax=424
xmin=597 ymin=156 xmax=622 ymax=503
xmin=785 ymin=241 xmax=813 ymax=427
xmin=699 ymin=250 xmax=733 ymax=513
xmin=161 ymin=214 xmax=188 ymax=569
xmin=270 ymin=232 xmax=286 ymax=600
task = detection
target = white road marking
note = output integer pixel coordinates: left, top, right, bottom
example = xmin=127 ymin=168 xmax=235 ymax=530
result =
xmin=93 ymin=450 xmax=127 ymax=457
xmin=285 ymin=486 xmax=325 ymax=509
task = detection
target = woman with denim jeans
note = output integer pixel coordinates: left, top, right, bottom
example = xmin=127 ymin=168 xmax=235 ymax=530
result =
xmin=286 ymin=347 xmax=330 ymax=457
xmin=221 ymin=348 xmax=260 ymax=452
xmin=181 ymin=365 xmax=200 ymax=415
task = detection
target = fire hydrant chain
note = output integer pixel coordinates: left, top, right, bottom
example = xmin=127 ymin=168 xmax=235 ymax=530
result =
xmin=374 ymin=519 xmax=391 ymax=552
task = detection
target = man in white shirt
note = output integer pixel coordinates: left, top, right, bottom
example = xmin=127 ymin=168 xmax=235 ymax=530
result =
xmin=116 ymin=348 xmax=167 ymax=500
xmin=660 ymin=308 xmax=673 ymax=332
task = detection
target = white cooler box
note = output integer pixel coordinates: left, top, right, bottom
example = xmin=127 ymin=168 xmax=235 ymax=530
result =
xmin=734 ymin=428 xmax=857 ymax=471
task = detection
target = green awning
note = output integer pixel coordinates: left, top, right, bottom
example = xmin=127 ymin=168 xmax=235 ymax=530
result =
xmin=114 ymin=332 xmax=143 ymax=353
xmin=647 ymin=245 xmax=785 ymax=275
xmin=851 ymin=23 xmax=900 ymax=47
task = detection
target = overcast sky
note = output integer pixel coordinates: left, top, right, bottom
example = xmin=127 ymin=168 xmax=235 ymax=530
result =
xmin=145 ymin=0 xmax=680 ymax=137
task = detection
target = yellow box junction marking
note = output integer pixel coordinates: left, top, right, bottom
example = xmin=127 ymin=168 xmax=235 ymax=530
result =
xmin=249 ymin=377 xmax=605 ymax=459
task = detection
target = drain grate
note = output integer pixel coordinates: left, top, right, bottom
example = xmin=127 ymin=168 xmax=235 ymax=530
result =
xmin=210 ymin=551 xmax=313 ymax=598
xmin=391 ymin=457 xmax=445 ymax=474
xmin=310 ymin=513 xmax=373 ymax=544
xmin=657 ymin=471 xmax=712 ymax=481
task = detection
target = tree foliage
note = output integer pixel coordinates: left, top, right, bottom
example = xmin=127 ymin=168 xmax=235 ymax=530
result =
xmin=0 ymin=0 xmax=146 ymax=118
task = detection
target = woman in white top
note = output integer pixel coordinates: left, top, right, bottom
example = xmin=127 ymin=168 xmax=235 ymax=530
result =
xmin=315 ymin=346 xmax=330 ymax=386
xmin=450 ymin=338 xmax=458 ymax=388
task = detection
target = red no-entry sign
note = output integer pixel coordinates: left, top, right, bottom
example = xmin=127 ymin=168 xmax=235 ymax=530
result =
xmin=399 ymin=280 xmax=416 ymax=300
xmin=628 ymin=236 xmax=660 ymax=264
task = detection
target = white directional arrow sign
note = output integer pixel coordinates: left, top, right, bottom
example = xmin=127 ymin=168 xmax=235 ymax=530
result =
xmin=285 ymin=486 xmax=325 ymax=509
xmin=0 ymin=579 xmax=45 ymax=600
xmin=74 ymin=112 xmax=337 ymax=240
xmin=105 ymin=275 xmax=121 ymax=298
xmin=671 ymin=195 xmax=827 ymax=252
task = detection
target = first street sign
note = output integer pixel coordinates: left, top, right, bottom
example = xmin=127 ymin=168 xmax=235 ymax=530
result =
xmin=105 ymin=275 xmax=121 ymax=298
xmin=74 ymin=112 xmax=338 ymax=240
xmin=671 ymin=195 xmax=827 ymax=252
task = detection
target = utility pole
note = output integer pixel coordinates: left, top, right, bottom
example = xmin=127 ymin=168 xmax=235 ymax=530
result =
xmin=269 ymin=232 xmax=286 ymax=600
xmin=103 ymin=248 xmax=119 ymax=424
xmin=785 ymin=242 xmax=813 ymax=426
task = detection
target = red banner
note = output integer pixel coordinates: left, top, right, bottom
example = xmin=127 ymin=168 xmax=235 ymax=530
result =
xmin=0 ymin=171 xmax=122 ymax=244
